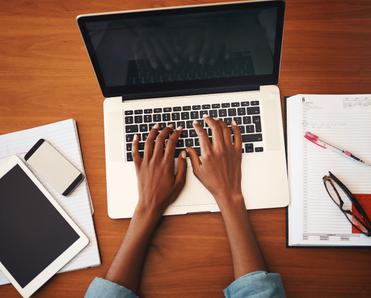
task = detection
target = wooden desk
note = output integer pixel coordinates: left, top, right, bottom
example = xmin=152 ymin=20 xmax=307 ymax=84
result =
xmin=1 ymin=1 xmax=370 ymax=297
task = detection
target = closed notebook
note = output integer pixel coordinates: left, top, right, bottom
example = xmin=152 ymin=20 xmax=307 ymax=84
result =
xmin=0 ymin=119 xmax=101 ymax=285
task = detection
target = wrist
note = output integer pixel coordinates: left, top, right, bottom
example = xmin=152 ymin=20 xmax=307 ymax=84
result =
xmin=134 ymin=201 xmax=163 ymax=223
xmin=214 ymin=192 xmax=246 ymax=212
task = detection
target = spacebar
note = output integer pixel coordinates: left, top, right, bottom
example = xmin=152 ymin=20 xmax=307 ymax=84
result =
xmin=242 ymin=134 xmax=263 ymax=142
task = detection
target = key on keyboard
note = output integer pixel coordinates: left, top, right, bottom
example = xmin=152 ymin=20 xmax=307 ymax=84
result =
xmin=123 ymin=100 xmax=264 ymax=161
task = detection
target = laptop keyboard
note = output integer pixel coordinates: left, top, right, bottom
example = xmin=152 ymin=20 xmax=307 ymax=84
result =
xmin=124 ymin=100 xmax=263 ymax=162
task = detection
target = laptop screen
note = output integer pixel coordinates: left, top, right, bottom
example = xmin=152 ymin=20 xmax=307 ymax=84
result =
xmin=78 ymin=1 xmax=284 ymax=98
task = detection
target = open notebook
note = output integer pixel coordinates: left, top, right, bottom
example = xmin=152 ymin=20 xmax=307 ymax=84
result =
xmin=0 ymin=119 xmax=101 ymax=285
xmin=286 ymin=94 xmax=371 ymax=246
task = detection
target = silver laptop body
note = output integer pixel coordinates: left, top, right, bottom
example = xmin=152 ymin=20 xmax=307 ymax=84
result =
xmin=77 ymin=0 xmax=289 ymax=218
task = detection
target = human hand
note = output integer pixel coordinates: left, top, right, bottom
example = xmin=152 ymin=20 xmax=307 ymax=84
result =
xmin=106 ymin=124 xmax=186 ymax=290
xmin=180 ymin=21 xmax=230 ymax=66
xmin=132 ymin=124 xmax=187 ymax=217
xmin=132 ymin=21 xmax=229 ymax=70
xmin=186 ymin=116 xmax=243 ymax=209
xmin=133 ymin=27 xmax=180 ymax=70
xmin=185 ymin=117 xmax=266 ymax=278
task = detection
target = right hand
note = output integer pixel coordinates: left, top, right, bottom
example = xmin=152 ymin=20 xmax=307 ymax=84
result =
xmin=186 ymin=116 xmax=243 ymax=208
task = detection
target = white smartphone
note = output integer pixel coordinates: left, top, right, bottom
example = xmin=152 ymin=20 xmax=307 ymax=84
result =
xmin=24 ymin=139 xmax=84 ymax=196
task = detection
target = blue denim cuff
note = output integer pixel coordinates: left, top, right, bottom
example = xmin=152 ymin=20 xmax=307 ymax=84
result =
xmin=224 ymin=271 xmax=286 ymax=298
xmin=85 ymin=277 xmax=138 ymax=298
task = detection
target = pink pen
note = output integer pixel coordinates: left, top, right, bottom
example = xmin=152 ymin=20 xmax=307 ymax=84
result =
xmin=304 ymin=131 xmax=371 ymax=167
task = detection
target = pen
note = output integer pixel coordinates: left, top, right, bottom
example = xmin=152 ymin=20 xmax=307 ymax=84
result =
xmin=304 ymin=131 xmax=371 ymax=167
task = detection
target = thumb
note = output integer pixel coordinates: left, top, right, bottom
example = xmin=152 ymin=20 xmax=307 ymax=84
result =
xmin=186 ymin=147 xmax=201 ymax=176
xmin=175 ymin=150 xmax=187 ymax=189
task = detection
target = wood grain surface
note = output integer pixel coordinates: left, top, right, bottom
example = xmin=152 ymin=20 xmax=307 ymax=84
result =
xmin=1 ymin=0 xmax=370 ymax=297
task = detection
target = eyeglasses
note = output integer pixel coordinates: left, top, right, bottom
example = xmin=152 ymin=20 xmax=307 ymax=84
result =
xmin=322 ymin=172 xmax=371 ymax=237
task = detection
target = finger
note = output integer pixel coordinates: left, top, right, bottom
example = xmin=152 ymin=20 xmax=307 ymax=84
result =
xmin=144 ymin=123 xmax=159 ymax=161
xmin=158 ymin=32 xmax=179 ymax=64
xmin=150 ymin=34 xmax=172 ymax=70
xmin=198 ymin=38 xmax=212 ymax=65
xmin=192 ymin=120 xmax=211 ymax=155
xmin=132 ymin=134 xmax=142 ymax=171
xmin=164 ymin=126 xmax=182 ymax=160
xmin=142 ymin=37 xmax=158 ymax=69
xmin=203 ymin=115 xmax=224 ymax=149
xmin=231 ymin=120 xmax=242 ymax=150
xmin=186 ymin=35 xmax=203 ymax=63
xmin=219 ymin=27 xmax=230 ymax=60
xmin=186 ymin=147 xmax=201 ymax=174
xmin=219 ymin=119 xmax=232 ymax=146
xmin=132 ymin=40 xmax=142 ymax=61
xmin=153 ymin=125 xmax=173 ymax=158
xmin=207 ymin=38 xmax=223 ymax=66
xmin=174 ymin=150 xmax=187 ymax=191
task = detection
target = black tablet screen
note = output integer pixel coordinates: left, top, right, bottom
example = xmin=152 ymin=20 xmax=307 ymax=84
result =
xmin=0 ymin=165 xmax=80 ymax=288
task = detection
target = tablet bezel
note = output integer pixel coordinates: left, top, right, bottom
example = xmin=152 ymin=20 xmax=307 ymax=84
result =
xmin=0 ymin=155 xmax=89 ymax=298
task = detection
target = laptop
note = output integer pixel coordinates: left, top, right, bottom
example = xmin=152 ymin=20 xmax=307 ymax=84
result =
xmin=77 ymin=0 xmax=289 ymax=219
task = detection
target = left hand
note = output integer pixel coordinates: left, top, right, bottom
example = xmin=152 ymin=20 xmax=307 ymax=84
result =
xmin=132 ymin=124 xmax=187 ymax=216
xmin=187 ymin=117 xmax=243 ymax=209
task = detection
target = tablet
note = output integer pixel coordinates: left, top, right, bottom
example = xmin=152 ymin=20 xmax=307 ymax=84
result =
xmin=0 ymin=156 xmax=89 ymax=297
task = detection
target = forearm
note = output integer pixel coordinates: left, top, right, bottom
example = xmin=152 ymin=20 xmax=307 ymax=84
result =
xmin=105 ymin=205 xmax=161 ymax=293
xmin=218 ymin=194 xmax=266 ymax=279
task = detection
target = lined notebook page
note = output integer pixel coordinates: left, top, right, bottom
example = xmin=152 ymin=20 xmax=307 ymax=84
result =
xmin=288 ymin=95 xmax=371 ymax=246
xmin=0 ymin=119 xmax=100 ymax=285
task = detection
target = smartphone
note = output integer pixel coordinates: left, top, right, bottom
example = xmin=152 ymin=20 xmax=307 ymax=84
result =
xmin=24 ymin=139 xmax=84 ymax=196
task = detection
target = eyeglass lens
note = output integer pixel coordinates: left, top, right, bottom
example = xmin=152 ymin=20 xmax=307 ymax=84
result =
xmin=324 ymin=179 xmax=351 ymax=208
xmin=344 ymin=212 xmax=369 ymax=234
xmin=324 ymin=176 xmax=370 ymax=235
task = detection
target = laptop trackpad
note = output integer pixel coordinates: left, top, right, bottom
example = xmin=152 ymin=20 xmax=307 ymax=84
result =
xmin=172 ymin=159 xmax=215 ymax=207
xmin=106 ymin=112 xmax=124 ymax=162
xmin=263 ymin=99 xmax=281 ymax=151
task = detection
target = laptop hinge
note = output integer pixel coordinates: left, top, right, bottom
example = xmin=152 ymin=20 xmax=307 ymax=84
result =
xmin=121 ymin=85 xmax=260 ymax=101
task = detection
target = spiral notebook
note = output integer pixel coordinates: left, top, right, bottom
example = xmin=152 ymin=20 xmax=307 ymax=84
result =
xmin=286 ymin=94 xmax=371 ymax=247
xmin=0 ymin=119 xmax=101 ymax=285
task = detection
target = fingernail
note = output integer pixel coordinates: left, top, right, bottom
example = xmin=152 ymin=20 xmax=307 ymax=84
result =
xmin=214 ymin=117 xmax=219 ymax=121
xmin=153 ymin=123 xmax=159 ymax=129
xmin=134 ymin=134 xmax=139 ymax=141
xmin=232 ymin=120 xmax=237 ymax=126
xmin=202 ymin=114 xmax=209 ymax=119
xmin=193 ymin=120 xmax=198 ymax=125
xmin=185 ymin=147 xmax=189 ymax=152
xmin=168 ymin=123 xmax=174 ymax=128
xmin=176 ymin=126 xmax=183 ymax=130
xmin=180 ymin=150 xmax=186 ymax=159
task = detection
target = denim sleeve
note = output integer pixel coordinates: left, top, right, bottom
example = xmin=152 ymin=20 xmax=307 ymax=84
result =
xmin=85 ymin=277 xmax=138 ymax=298
xmin=224 ymin=271 xmax=286 ymax=298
